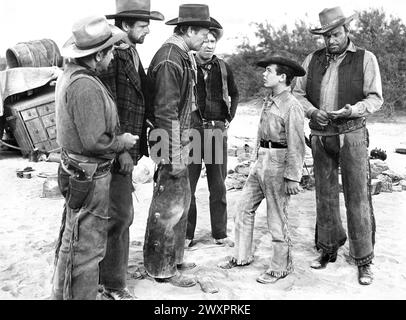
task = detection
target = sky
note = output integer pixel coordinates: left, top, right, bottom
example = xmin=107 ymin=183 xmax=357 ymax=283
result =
xmin=1 ymin=0 xmax=406 ymax=66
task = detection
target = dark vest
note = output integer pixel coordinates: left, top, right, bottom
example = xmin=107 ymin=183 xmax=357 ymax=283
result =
xmin=306 ymin=47 xmax=365 ymax=110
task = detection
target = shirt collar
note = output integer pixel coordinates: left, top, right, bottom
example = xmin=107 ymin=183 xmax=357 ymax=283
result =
xmin=265 ymin=88 xmax=291 ymax=109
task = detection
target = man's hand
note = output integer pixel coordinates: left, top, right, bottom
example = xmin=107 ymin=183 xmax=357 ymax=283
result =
xmin=118 ymin=151 xmax=134 ymax=175
xmin=285 ymin=179 xmax=300 ymax=196
xmin=327 ymin=104 xmax=352 ymax=120
xmin=118 ymin=133 xmax=139 ymax=150
xmin=311 ymin=110 xmax=330 ymax=126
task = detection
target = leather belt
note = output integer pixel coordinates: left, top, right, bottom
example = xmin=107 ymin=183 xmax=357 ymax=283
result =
xmin=202 ymin=119 xmax=225 ymax=127
xmin=61 ymin=149 xmax=113 ymax=178
xmin=260 ymin=140 xmax=287 ymax=149
xmin=309 ymin=117 xmax=366 ymax=135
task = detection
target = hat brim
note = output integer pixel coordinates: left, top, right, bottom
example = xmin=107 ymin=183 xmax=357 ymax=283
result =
xmin=257 ymin=56 xmax=306 ymax=77
xmin=62 ymin=25 xmax=126 ymax=59
xmin=106 ymin=11 xmax=164 ymax=21
xmin=310 ymin=14 xmax=357 ymax=35
xmin=165 ymin=17 xmax=222 ymax=29
xmin=209 ymin=18 xmax=224 ymax=40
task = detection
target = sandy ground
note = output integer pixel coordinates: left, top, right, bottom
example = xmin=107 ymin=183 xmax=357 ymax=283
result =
xmin=0 ymin=105 xmax=406 ymax=300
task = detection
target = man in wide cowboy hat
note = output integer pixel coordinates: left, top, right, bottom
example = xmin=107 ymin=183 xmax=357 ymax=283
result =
xmin=143 ymin=4 xmax=221 ymax=288
xmin=293 ymin=6 xmax=383 ymax=285
xmin=219 ymin=54 xmax=306 ymax=284
xmin=51 ymin=15 xmax=138 ymax=300
xmin=98 ymin=0 xmax=164 ymax=300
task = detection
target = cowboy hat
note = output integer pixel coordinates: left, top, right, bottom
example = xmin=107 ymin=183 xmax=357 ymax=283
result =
xmin=310 ymin=7 xmax=357 ymax=35
xmin=106 ymin=0 xmax=164 ymax=21
xmin=257 ymin=55 xmax=306 ymax=77
xmin=62 ymin=15 xmax=126 ymax=59
xmin=165 ymin=4 xmax=222 ymax=29
xmin=209 ymin=18 xmax=224 ymax=41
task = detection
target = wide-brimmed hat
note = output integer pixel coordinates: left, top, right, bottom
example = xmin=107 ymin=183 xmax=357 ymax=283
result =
xmin=62 ymin=15 xmax=126 ymax=58
xmin=165 ymin=4 xmax=222 ymax=29
xmin=257 ymin=55 xmax=306 ymax=77
xmin=209 ymin=18 xmax=224 ymax=41
xmin=106 ymin=0 xmax=164 ymax=21
xmin=310 ymin=7 xmax=357 ymax=35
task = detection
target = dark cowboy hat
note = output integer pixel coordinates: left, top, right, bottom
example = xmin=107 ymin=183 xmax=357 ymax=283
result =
xmin=209 ymin=18 xmax=224 ymax=41
xmin=310 ymin=7 xmax=357 ymax=35
xmin=257 ymin=55 xmax=306 ymax=77
xmin=62 ymin=15 xmax=126 ymax=58
xmin=106 ymin=0 xmax=164 ymax=21
xmin=165 ymin=4 xmax=222 ymax=29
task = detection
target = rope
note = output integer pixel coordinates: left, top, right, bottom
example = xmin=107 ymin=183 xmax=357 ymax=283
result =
xmin=0 ymin=139 xmax=22 ymax=150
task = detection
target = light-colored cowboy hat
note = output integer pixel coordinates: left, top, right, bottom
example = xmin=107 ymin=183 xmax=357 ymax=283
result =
xmin=62 ymin=15 xmax=126 ymax=59
xmin=257 ymin=55 xmax=306 ymax=77
xmin=310 ymin=7 xmax=358 ymax=35
xmin=165 ymin=4 xmax=222 ymax=29
xmin=106 ymin=0 xmax=164 ymax=21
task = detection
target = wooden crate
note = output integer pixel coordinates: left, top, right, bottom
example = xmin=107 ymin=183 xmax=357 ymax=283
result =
xmin=5 ymin=87 xmax=59 ymax=156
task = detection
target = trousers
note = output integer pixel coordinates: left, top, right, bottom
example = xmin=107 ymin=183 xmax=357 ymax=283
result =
xmin=187 ymin=124 xmax=228 ymax=240
xmin=233 ymin=148 xmax=293 ymax=277
xmin=99 ymin=162 xmax=134 ymax=290
xmin=51 ymin=165 xmax=111 ymax=300
xmin=311 ymin=127 xmax=375 ymax=266
xmin=143 ymin=165 xmax=191 ymax=278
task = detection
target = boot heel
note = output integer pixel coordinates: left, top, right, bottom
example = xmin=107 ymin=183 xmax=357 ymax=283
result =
xmin=329 ymin=253 xmax=337 ymax=262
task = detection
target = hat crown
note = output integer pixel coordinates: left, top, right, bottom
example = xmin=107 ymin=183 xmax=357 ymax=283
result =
xmin=319 ymin=7 xmax=346 ymax=28
xmin=178 ymin=4 xmax=211 ymax=22
xmin=72 ymin=16 xmax=112 ymax=49
xmin=116 ymin=0 xmax=151 ymax=13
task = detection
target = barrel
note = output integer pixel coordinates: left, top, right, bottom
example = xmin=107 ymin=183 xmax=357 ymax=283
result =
xmin=6 ymin=39 xmax=63 ymax=69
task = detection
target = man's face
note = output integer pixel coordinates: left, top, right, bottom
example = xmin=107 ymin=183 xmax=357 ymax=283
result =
xmin=263 ymin=64 xmax=281 ymax=88
xmin=188 ymin=27 xmax=210 ymax=51
xmin=323 ymin=25 xmax=349 ymax=54
xmin=96 ymin=46 xmax=114 ymax=72
xmin=196 ymin=32 xmax=217 ymax=61
xmin=126 ymin=20 xmax=150 ymax=44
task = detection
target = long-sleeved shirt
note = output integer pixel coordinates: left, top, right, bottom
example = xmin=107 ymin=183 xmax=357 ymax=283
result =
xmin=293 ymin=41 xmax=383 ymax=119
xmin=56 ymin=63 xmax=124 ymax=160
xmin=255 ymin=88 xmax=306 ymax=182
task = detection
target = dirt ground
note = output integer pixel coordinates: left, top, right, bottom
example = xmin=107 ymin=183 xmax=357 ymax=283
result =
xmin=0 ymin=105 xmax=405 ymax=300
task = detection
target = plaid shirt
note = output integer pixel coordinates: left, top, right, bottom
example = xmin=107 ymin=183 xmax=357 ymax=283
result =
xmin=99 ymin=41 xmax=148 ymax=161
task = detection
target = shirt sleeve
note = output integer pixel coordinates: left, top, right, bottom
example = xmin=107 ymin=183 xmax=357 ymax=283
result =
xmin=292 ymin=53 xmax=319 ymax=119
xmin=284 ymin=103 xmax=306 ymax=182
xmin=68 ymin=78 xmax=124 ymax=155
xmin=349 ymin=50 xmax=384 ymax=117
xmin=226 ymin=62 xmax=240 ymax=121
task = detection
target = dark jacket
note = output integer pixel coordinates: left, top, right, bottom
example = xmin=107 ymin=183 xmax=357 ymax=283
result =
xmin=146 ymin=42 xmax=194 ymax=165
xmin=99 ymin=41 xmax=149 ymax=160
xmin=194 ymin=55 xmax=239 ymax=123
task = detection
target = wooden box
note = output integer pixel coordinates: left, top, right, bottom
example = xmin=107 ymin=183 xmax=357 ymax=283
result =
xmin=5 ymin=88 xmax=59 ymax=156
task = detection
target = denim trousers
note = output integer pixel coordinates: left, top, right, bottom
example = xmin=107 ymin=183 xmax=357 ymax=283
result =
xmin=311 ymin=126 xmax=375 ymax=266
xmin=99 ymin=163 xmax=134 ymax=291
xmin=233 ymin=148 xmax=293 ymax=277
xmin=51 ymin=165 xmax=111 ymax=300
xmin=187 ymin=124 xmax=228 ymax=240
xmin=143 ymin=165 xmax=191 ymax=278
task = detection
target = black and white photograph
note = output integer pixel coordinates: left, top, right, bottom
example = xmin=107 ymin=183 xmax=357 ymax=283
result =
xmin=0 ymin=0 xmax=405 ymax=304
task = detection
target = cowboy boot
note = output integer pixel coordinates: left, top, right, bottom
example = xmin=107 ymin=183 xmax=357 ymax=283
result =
xmin=310 ymin=251 xmax=337 ymax=269
xmin=358 ymin=263 xmax=373 ymax=285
